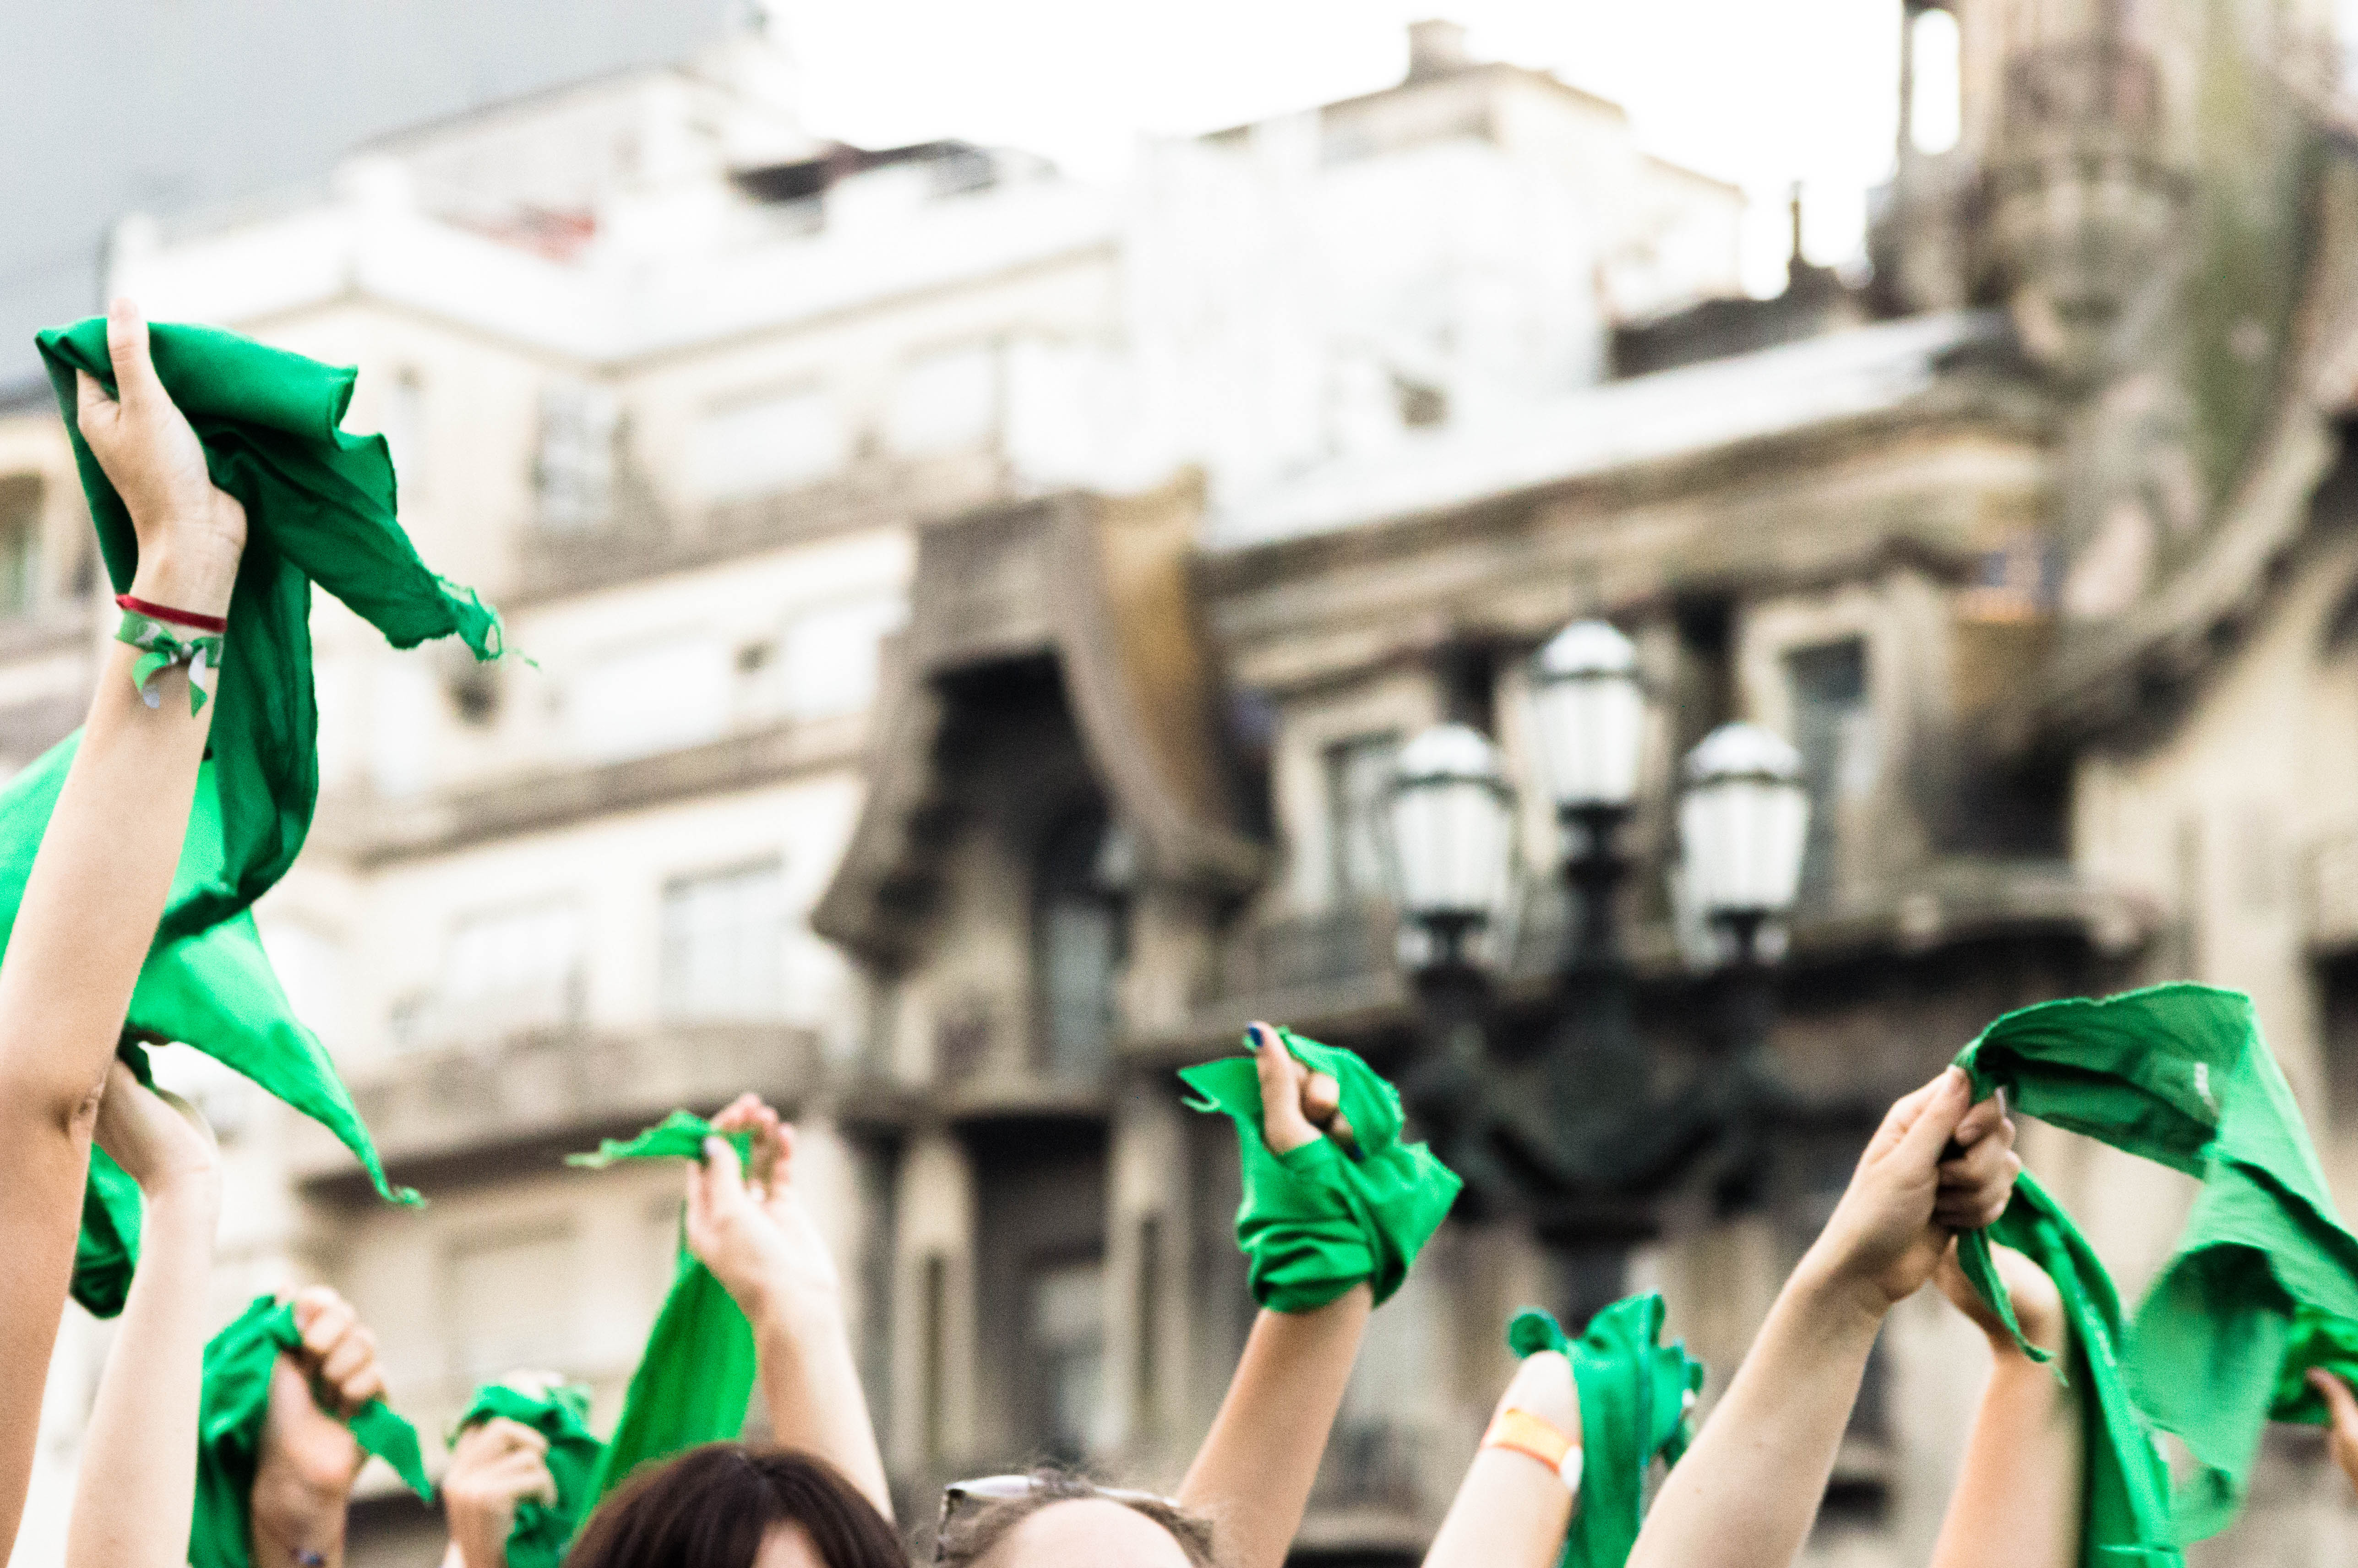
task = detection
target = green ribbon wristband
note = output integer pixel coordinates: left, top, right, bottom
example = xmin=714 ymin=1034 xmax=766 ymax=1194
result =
xmin=116 ymin=610 xmax=224 ymax=715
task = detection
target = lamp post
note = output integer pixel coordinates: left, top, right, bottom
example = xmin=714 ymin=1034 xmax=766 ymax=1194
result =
xmin=1383 ymin=624 xmax=1814 ymax=1293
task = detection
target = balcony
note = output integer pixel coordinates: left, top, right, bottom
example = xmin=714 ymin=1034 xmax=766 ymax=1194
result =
xmin=291 ymin=1020 xmax=821 ymax=1195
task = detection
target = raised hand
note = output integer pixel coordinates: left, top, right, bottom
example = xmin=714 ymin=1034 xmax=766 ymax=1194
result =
xmin=685 ymin=1093 xmax=843 ymax=1327
xmin=2309 ymin=1369 xmax=2358 ymax=1493
xmin=91 ymin=1056 xmax=218 ymax=1201
xmin=71 ymin=299 xmax=245 ymax=610
xmin=1808 ymin=1069 xmax=2018 ymax=1315
xmin=1247 ymin=1021 xmax=1358 ymax=1156
xmin=1935 ymin=1237 xmax=2065 ymax=1357
xmin=442 ymin=1414 xmax=558 ymax=1568
xmin=249 ymin=1286 xmax=385 ymax=1564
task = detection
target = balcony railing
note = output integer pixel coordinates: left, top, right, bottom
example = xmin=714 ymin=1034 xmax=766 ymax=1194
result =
xmin=290 ymin=1020 xmax=821 ymax=1189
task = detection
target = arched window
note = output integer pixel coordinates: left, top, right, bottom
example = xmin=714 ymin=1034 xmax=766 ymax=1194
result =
xmin=1034 ymin=809 xmax=1128 ymax=1078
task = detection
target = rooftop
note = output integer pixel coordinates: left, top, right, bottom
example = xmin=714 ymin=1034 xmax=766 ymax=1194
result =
xmin=1205 ymin=310 xmax=2009 ymax=554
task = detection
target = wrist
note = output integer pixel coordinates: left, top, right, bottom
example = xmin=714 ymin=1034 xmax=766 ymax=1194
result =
xmin=128 ymin=528 xmax=241 ymax=619
xmin=1791 ymin=1246 xmax=1893 ymax=1338
xmin=248 ymin=1479 xmax=347 ymax=1568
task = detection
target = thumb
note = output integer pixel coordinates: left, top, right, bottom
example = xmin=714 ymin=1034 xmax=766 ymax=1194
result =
xmin=1891 ymin=1068 xmax=1974 ymax=1173
xmin=104 ymin=299 xmax=164 ymax=407
xmin=701 ymin=1135 xmax=752 ymax=1214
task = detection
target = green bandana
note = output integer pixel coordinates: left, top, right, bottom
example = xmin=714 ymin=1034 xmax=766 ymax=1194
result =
xmin=452 ymin=1381 xmax=604 ymax=1568
xmin=30 ymin=317 xmax=502 ymax=1311
xmin=1178 ymin=1028 xmax=1461 ymax=1312
xmin=1955 ymin=984 xmax=2358 ymax=1546
xmin=568 ymin=1112 xmax=760 ymax=1499
xmin=1507 ymin=1295 xmax=1702 ymax=1568
xmin=191 ymin=1295 xmax=432 ymax=1568
xmin=1955 ymin=1172 xmax=2181 ymax=1568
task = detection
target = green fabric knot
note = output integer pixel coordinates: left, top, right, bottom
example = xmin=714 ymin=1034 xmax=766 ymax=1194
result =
xmin=1178 ymin=1026 xmax=1461 ymax=1312
xmin=452 ymin=1380 xmax=605 ymax=1568
xmin=568 ymin=1111 xmax=759 ymax=1502
xmin=191 ymin=1295 xmax=431 ymax=1568
xmin=117 ymin=610 xmax=225 ymax=714
xmin=1508 ymin=1295 xmax=1702 ymax=1568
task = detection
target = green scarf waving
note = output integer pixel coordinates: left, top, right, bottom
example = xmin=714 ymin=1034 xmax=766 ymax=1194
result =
xmin=30 ymin=318 xmax=504 ymax=1312
xmin=1508 ymin=1296 xmax=1702 ymax=1568
xmin=1179 ymin=1026 xmax=1461 ymax=1312
xmin=1955 ymin=984 xmax=2358 ymax=1548
xmin=452 ymin=1381 xmax=606 ymax=1568
xmin=191 ymin=1296 xmax=432 ymax=1568
xmin=568 ymin=1112 xmax=762 ymax=1498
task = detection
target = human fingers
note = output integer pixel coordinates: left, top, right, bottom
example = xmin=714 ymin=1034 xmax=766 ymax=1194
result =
xmin=294 ymin=1288 xmax=357 ymax=1359
xmin=104 ymin=299 xmax=165 ymax=408
xmin=700 ymin=1135 xmax=753 ymax=1220
xmin=1933 ymin=1144 xmax=2020 ymax=1231
xmin=318 ymin=1324 xmax=378 ymax=1399
xmin=72 ymin=368 xmax=118 ymax=441
xmin=2311 ymin=1369 xmax=2358 ymax=1435
xmin=493 ymin=1451 xmax=558 ymax=1507
xmin=1890 ymin=1068 xmax=1974 ymax=1173
xmin=1945 ymin=1090 xmax=2009 ymax=1149
xmin=1861 ymin=1073 xmax=1950 ymax=1165
xmin=1248 ymin=1022 xmax=1322 ymax=1154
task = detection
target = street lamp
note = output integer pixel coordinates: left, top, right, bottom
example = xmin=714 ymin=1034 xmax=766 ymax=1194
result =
xmin=1676 ymin=722 xmax=1809 ymax=962
xmin=1525 ymin=621 xmax=1647 ymax=989
xmin=1384 ymin=723 xmax=1516 ymax=969
xmin=1676 ymin=721 xmax=1810 ymax=1207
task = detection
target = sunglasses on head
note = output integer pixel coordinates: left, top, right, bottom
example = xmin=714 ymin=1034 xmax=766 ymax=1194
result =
xmin=934 ymin=1475 xmax=1185 ymax=1557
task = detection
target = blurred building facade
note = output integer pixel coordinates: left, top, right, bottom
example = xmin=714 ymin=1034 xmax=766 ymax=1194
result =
xmin=7 ymin=3 xmax=2358 ymax=1565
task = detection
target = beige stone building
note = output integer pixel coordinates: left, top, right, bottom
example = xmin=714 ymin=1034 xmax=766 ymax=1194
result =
xmin=13 ymin=3 xmax=2358 ymax=1565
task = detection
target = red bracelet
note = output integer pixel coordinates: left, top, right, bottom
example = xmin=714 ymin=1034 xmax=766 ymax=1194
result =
xmin=116 ymin=594 xmax=228 ymax=634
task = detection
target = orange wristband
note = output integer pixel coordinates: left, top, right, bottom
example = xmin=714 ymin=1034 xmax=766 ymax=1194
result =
xmin=1482 ymin=1406 xmax=1584 ymax=1492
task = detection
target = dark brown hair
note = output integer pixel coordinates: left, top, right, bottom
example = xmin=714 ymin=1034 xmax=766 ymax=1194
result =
xmin=565 ymin=1444 xmax=908 ymax=1568
xmin=930 ymin=1470 xmax=1216 ymax=1568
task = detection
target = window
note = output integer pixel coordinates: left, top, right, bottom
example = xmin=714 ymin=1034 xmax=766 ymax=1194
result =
xmin=692 ymin=387 xmax=845 ymax=501
xmin=568 ymin=637 xmax=733 ymax=762
xmin=661 ymin=860 xmax=786 ymax=1022
xmin=886 ymin=346 xmax=998 ymax=455
xmin=1030 ymin=1257 xmax=1109 ymax=1464
xmin=1908 ymin=9 xmax=1963 ymax=156
xmin=1324 ymin=732 xmax=1402 ymax=903
xmin=1134 ymin=1214 xmax=1163 ymax=1431
xmin=0 ymin=474 xmax=42 ymax=619
xmin=535 ymin=381 xmax=618 ymax=533
xmin=780 ymin=596 xmax=907 ymax=720
xmin=448 ymin=1226 xmax=576 ymax=1379
xmin=1034 ymin=812 xmax=1127 ymax=1078
xmin=1786 ymin=640 xmax=1873 ymax=900
xmin=441 ymin=900 xmax=584 ymax=1043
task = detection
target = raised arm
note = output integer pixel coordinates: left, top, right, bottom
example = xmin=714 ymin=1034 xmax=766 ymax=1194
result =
xmin=1176 ymin=1024 xmax=1375 ymax=1568
xmin=1926 ymin=1240 xmax=2078 ymax=1568
xmin=685 ymin=1094 xmax=891 ymax=1520
xmin=1626 ymin=1069 xmax=2018 ymax=1568
xmin=1421 ymin=1349 xmax=1582 ymax=1568
xmin=65 ymin=1063 xmax=222 ymax=1568
xmin=2312 ymin=1369 xmax=2358 ymax=1497
xmin=0 ymin=300 xmax=246 ymax=1543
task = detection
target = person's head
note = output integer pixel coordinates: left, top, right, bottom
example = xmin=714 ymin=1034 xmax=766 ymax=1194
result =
xmin=565 ymin=1444 xmax=906 ymax=1568
xmin=931 ymin=1471 xmax=1215 ymax=1568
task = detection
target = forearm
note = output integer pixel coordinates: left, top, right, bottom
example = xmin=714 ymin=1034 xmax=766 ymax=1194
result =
xmin=1927 ymin=1353 xmax=2080 ymax=1568
xmin=248 ymin=1470 xmax=351 ymax=1568
xmin=1422 ymin=1449 xmax=1573 ymax=1568
xmin=66 ymin=1181 xmax=221 ymax=1568
xmin=1626 ymin=1257 xmax=1883 ymax=1568
xmin=0 ymin=543 xmax=230 ymax=1128
xmin=754 ymin=1302 xmax=892 ymax=1522
xmin=1178 ymin=1287 xmax=1373 ymax=1568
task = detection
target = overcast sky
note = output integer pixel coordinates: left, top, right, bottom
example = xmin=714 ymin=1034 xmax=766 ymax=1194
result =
xmin=0 ymin=0 xmax=1902 ymax=388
